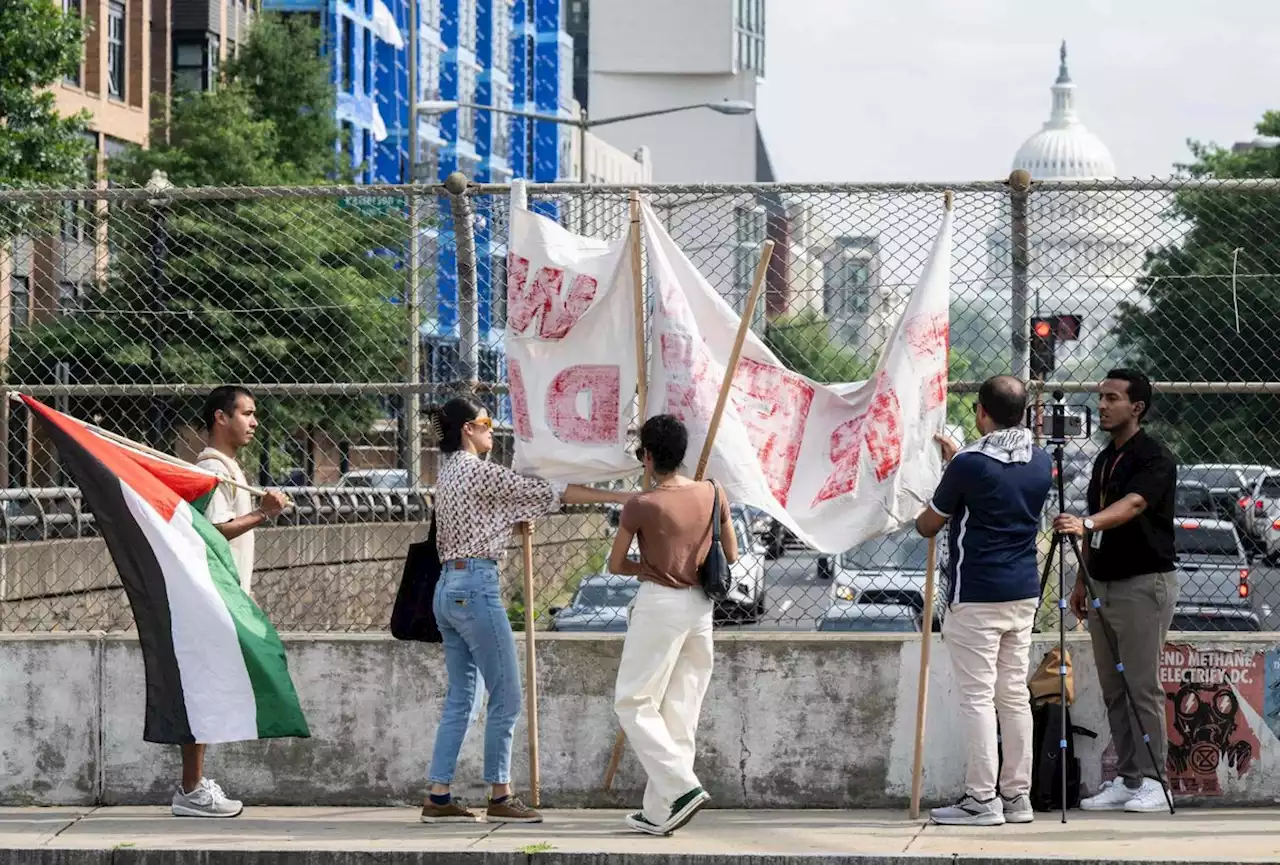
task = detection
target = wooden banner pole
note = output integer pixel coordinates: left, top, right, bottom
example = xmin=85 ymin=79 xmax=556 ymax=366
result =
xmin=602 ymin=191 xmax=653 ymax=793
xmin=522 ymin=521 xmax=541 ymax=806
xmin=695 ymin=239 xmax=775 ymax=481
xmin=909 ymin=531 xmax=939 ymax=819
xmin=601 ymin=238 xmax=774 ymax=793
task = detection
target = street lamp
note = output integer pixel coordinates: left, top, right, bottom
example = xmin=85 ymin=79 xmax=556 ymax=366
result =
xmin=415 ymin=99 xmax=755 ymax=182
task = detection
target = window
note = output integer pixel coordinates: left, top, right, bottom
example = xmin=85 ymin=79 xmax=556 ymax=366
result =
xmin=173 ymin=40 xmax=209 ymax=92
xmin=734 ymin=0 xmax=765 ymax=76
xmin=420 ymin=0 xmax=439 ymax=29
xmin=420 ymin=41 xmax=441 ymax=101
xmin=63 ymin=0 xmax=82 ymax=86
xmin=362 ymin=27 xmax=372 ymax=93
xmin=341 ymin=120 xmax=355 ymax=170
xmin=458 ymin=63 xmax=477 ymax=141
xmin=823 ymin=258 xmax=872 ymax=319
xmin=490 ymin=251 xmax=507 ymax=327
xmin=362 ymin=129 xmax=373 ymax=182
xmin=340 ymin=17 xmax=354 ymax=92
xmin=459 ymin=0 xmax=476 ymax=51
xmin=733 ymin=205 xmax=766 ymax=306
xmin=491 ymin=89 xmax=511 ymax=163
xmin=60 ymin=199 xmax=88 ymax=242
xmin=10 ymin=276 xmax=30 ymax=331
xmin=107 ymin=1 xmax=126 ymax=99
xmin=57 ymin=282 xmax=83 ymax=315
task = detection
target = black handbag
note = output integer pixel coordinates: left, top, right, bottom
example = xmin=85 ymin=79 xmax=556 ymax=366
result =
xmin=390 ymin=516 xmax=444 ymax=643
xmin=698 ymin=482 xmax=732 ymax=601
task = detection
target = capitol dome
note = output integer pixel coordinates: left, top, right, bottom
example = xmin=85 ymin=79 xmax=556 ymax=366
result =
xmin=1012 ymin=43 xmax=1115 ymax=180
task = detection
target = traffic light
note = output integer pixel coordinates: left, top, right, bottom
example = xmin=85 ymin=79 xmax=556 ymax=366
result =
xmin=1030 ymin=317 xmax=1056 ymax=379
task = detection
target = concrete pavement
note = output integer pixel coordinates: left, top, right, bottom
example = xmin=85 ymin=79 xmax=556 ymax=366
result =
xmin=3 ymin=806 xmax=1279 ymax=863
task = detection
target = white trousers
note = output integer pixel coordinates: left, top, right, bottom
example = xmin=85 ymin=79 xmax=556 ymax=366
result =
xmin=614 ymin=581 xmax=714 ymax=825
xmin=941 ymin=598 xmax=1039 ymax=800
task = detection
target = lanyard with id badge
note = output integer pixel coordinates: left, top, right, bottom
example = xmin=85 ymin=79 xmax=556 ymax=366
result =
xmin=1092 ymin=452 xmax=1124 ymax=549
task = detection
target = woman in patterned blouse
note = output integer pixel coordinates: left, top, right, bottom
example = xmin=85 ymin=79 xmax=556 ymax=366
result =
xmin=421 ymin=396 xmax=632 ymax=825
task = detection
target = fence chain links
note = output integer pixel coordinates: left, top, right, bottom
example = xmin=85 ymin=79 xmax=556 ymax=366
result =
xmin=1 ymin=178 xmax=1277 ymax=634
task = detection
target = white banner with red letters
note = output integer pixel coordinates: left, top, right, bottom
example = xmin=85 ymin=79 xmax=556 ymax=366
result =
xmin=504 ymin=206 xmax=641 ymax=482
xmin=641 ymin=199 xmax=953 ymax=554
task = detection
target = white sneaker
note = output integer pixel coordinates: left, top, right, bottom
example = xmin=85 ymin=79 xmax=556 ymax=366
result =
xmin=171 ymin=777 xmax=243 ymax=818
xmin=1080 ymin=779 xmax=1137 ymax=811
xmin=1123 ymin=778 xmax=1172 ymax=813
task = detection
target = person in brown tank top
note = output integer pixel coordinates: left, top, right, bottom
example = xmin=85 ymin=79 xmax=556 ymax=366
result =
xmin=607 ymin=414 xmax=738 ymax=836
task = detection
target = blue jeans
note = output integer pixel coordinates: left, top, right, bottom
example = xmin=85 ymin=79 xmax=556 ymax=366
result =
xmin=427 ymin=558 xmax=522 ymax=786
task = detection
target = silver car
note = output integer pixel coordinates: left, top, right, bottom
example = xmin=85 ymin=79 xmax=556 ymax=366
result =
xmin=548 ymin=574 xmax=640 ymax=632
xmin=818 ymin=529 xmax=946 ymax=632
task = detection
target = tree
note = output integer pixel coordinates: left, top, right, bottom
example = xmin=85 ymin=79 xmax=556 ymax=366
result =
xmin=0 ymin=0 xmax=94 ymax=189
xmin=11 ymin=15 xmax=405 ymax=473
xmin=763 ymin=311 xmax=874 ymax=384
xmin=1116 ymin=111 xmax=1280 ymax=461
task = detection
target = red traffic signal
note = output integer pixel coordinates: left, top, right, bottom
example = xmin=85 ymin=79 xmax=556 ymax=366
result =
xmin=1033 ymin=319 xmax=1053 ymax=339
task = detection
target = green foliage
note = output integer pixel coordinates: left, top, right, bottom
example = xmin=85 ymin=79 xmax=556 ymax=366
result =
xmin=763 ymin=312 xmax=874 ymax=384
xmin=0 ymin=0 xmax=94 ymax=190
xmin=10 ymin=14 xmax=404 ymax=444
xmin=225 ymin=14 xmax=343 ymax=181
xmin=1116 ymin=110 xmax=1280 ymax=461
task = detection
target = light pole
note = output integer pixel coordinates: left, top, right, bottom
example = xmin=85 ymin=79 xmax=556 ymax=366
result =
xmin=415 ymin=98 xmax=754 ymax=182
xmin=145 ymin=169 xmax=173 ymax=451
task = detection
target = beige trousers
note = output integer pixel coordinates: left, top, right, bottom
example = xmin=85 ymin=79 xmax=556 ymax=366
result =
xmin=942 ymin=597 xmax=1040 ymax=800
xmin=614 ymin=581 xmax=714 ymax=825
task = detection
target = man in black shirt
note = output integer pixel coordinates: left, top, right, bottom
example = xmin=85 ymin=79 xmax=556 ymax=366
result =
xmin=1053 ymin=369 xmax=1177 ymax=814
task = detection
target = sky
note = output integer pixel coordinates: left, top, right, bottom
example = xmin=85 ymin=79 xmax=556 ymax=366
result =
xmin=755 ymin=0 xmax=1280 ymax=182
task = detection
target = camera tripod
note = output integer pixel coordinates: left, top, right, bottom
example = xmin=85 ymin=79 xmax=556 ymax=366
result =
xmin=1038 ymin=392 xmax=1175 ymax=822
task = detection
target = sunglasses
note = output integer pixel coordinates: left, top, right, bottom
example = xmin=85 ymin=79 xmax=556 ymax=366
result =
xmin=467 ymin=416 xmax=493 ymax=431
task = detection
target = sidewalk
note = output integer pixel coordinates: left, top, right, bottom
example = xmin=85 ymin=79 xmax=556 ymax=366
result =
xmin=2 ymin=806 xmax=1277 ymax=864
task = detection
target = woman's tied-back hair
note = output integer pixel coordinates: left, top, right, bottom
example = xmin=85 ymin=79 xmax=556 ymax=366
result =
xmin=430 ymin=396 xmax=488 ymax=453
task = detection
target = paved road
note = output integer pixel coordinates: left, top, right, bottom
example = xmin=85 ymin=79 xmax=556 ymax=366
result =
xmin=720 ymin=551 xmax=831 ymax=632
xmin=724 ymin=547 xmax=1280 ymax=634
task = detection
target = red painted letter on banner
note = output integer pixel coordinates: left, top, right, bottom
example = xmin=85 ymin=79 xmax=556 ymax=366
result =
xmin=545 ymin=365 xmax=621 ymax=444
xmin=730 ymin=357 xmax=814 ymax=507
xmin=539 ymin=273 xmax=598 ymax=339
xmin=507 ymin=358 xmax=533 ymax=441
xmin=813 ymin=374 xmax=904 ymax=506
xmin=508 ymin=265 xmax=563 ymax=335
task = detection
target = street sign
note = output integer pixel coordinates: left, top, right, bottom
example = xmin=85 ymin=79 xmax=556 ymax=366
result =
xmin=338 ymin=195 xmax=405 ymax=217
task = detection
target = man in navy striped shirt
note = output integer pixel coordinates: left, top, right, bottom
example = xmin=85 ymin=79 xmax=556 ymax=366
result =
xmin=915 ymin=375 xmax=1052 ymax=826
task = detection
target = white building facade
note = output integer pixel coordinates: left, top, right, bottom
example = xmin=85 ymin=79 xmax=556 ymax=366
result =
xmin=983 ymin=43 xmax=1151 ymax=382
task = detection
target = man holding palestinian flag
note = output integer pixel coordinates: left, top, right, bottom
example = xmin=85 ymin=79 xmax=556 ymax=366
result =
xmin=19 ymin=390 xmax=309 ymax=819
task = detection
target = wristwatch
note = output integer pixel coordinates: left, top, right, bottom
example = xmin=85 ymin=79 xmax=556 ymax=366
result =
xmin=1083 ymin=518 xmax=1096 ymax=532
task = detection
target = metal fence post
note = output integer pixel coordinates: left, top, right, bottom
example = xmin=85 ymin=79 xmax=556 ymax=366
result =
xmin=405 ymin=189 xmax=423 ymax=486
xmin=1008 ymin=169 xmax=1032 ymax=380
xmin=446 ymin=172 xmax=479 ymax=390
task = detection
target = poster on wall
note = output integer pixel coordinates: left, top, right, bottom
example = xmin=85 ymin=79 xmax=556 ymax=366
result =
xmin=1157 ymin=644 xmax=1262 ymax=796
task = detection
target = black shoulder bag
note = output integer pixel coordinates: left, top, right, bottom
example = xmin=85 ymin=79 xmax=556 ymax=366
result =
xmin=390 ymin=514 xmax=444 ymax=642
xmin=698 ymin=482 xmax=732 ymax=601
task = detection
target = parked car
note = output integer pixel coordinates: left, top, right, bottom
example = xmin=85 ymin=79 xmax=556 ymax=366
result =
xmin=337 ymin=469 xmax=413 ymax=489
xmin=1170 ymin=517 xmax=1259 ymax=632
xmin=547 ymin=574 xmax=639 ymax=632
xmin=575 ymin=505 xmax=768 ymax=629
xmin=1180 ymin=463 xmax=1274 ymax=553
xmin=1245 ymin=472 xmax=1280 ymax=562
xmin=818 ymin=602 xmax=921 ymax=633
xmin=818 ymin=529 xmax=946 ymax=633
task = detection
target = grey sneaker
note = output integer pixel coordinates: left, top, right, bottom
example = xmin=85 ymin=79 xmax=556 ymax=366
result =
xmin=171 ymin=778 xmax=243 ymax=818
xmin=1001 ymin=794 xmax=1035 ymax=824
xmin=929 ymin=793 xmax=1004 ymax=826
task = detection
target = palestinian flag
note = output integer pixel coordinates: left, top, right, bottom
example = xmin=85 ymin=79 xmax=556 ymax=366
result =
xmin=22 ymin=395 xmax=309 ymax=745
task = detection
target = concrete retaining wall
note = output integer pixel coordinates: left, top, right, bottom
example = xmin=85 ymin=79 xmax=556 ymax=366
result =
xmin=0 ymin=514 xmax=609 ymax=632
xmin=4 ymin=632 xmax=1280 ymax=808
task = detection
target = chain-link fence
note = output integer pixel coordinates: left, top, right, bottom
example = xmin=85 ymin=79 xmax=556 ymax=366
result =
xmin=3 ymin=177 xmax=1280 ymax=635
